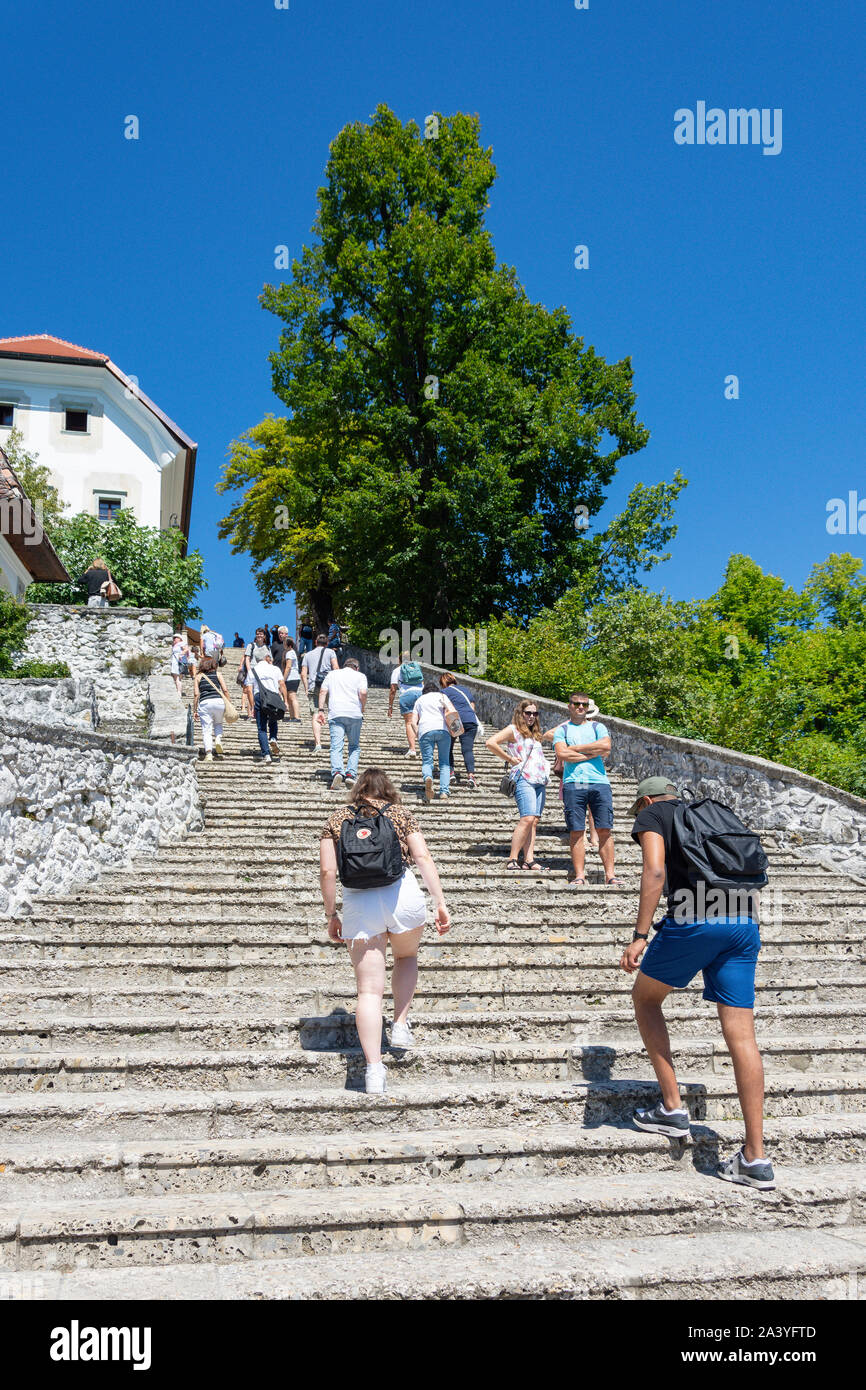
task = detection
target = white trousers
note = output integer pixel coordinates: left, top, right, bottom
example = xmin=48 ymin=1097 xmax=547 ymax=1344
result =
xmin=199 ymin=698 xmax=225 ymax=752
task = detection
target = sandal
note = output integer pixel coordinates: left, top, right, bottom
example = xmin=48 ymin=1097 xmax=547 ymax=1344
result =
xmin=568 ymin=876 xmax=587 ymax=888
xmin=605 ymin=877 xmax=622 ymax=887
xmin=506 ymin=859 xmax=522 ymax=871
xmin=521 ymin=861 xmax=544 ymax=872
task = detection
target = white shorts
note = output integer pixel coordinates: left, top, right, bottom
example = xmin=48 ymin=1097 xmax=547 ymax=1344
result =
xmin=340 ymin=869 xmax=427 ymax=942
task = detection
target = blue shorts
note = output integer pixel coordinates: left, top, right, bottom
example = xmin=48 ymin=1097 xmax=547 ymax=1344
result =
xmin=640 ymin=915 xmax=761 ymax=1008
xmin=514 ymin=778 xmax=546 ymax=818
xmin=562 ymin=780 xmax=614 ymax=832
xmin=398 ymin=687 xmax=423 ymax=715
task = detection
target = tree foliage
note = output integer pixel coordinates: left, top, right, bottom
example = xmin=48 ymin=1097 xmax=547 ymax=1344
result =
xmin=2 ymin=426 xmax=67 ymax=537
xmin=26 ymin=510 xmax=206 ymax=625
xmin=485 ymin=553 xmax=866 ymax=797
xmin=0 ymin=590 xmax=69 ymax=679
xmin=219 ymin=105 xmax=677 ymax=639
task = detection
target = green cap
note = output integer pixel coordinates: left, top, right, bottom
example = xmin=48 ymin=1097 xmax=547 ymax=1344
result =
xmin=628 ymin=776 xmax=679 ymax=817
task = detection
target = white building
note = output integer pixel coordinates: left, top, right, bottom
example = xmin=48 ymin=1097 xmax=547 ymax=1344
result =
xmin=0 ymin=335 xmax=197 ymax=538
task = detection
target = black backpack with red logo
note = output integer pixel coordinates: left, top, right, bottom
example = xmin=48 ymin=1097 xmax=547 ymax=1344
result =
xmin=336 ymin=803 xmax=405 ymax=889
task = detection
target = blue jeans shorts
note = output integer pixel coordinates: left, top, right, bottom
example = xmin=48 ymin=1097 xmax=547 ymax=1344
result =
xmin=514 ymin=778 xmax=546 ymax=818
xmin=640 ymin=915 xmax=761 ymax=1008
xmin=562 ymin=780 xmax=614 ymax=832
xmin=398 ymin=687 xmax=423 ymax=715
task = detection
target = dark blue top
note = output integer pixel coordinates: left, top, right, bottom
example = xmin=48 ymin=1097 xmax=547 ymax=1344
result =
xmin=446 ymin=685 xmax=477 ymax=728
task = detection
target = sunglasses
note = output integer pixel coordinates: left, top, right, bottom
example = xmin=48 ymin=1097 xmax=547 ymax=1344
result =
xmin=570 ymin=701 xmax=590 ymax=709
xmin=524 ymin=709 xmax=538 ymax=717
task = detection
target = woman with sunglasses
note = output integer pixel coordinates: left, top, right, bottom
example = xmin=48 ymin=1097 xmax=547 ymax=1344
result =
xmin=486 ymin=700 xmax=551 ymax=870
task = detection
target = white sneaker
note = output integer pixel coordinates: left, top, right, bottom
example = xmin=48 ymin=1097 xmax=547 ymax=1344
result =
xmin=364 ymin=1061 xmax=387 ymax=1095
xmin=213 ymin=740 xmax=224 ymax=758
xmin=202 ymin=751 xmax=213 ymax=763
xmin=269 ymin=739 xmax=280 ymax=758
xmin=424 ymin=776 xmax=434 ymax=802
xmin=261 ymin=754 xmax=272 ymax=764
xmin=405 ymin=748 xmax=417 ymax=758
xmin=390 ymin=1020 xmax=413 ymax=1049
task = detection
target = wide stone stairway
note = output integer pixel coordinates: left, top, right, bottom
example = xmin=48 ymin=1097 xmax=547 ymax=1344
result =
xmin=2 ymin=652 xmax=866 ymax=1299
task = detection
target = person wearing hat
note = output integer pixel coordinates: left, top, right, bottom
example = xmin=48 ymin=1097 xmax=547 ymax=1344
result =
xmin=551 ymin=692 xmax=618 ymax=887
xmin=620 ymin=776 xmax=773 ymax=1190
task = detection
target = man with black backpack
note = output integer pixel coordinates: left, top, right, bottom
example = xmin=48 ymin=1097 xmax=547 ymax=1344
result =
xmin=621 ymin=776 xmax=775 ymax=1189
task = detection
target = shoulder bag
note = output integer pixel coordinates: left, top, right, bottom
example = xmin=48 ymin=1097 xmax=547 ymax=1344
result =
xmin=498 ymin=740 xmax=533 ymax=798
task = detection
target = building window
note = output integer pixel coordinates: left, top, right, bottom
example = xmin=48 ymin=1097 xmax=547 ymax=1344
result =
xmin=98 ymin=497 xmax=122 ymax=522
xmin=0 ymin=404 xmax=13 ymax=428
xmin=64 ymin=408 xmax=89 ymax=433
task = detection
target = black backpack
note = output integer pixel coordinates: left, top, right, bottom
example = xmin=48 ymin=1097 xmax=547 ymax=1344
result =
xmin=336 ymin=804 xmax=405 ymax=889
xmin=672 ymin=798 xmax=769 ymax=891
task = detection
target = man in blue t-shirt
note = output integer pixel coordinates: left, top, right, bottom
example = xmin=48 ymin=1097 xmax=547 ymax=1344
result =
xmin=552 ymin=692 xmax=618 ymax=887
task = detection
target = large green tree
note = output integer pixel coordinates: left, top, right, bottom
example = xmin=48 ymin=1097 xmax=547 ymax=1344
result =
xmin=219 ymin=105 xmax=676 ymax=640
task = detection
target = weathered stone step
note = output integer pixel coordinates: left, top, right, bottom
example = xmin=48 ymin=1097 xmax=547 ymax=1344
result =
xmin=12 ymin=1223 xmax=866 ymax=1300
xmin=2 ymin=935 xmax=859 ymax=966
xmin=2 ymin=1166 xmax=864 ymax=1271
xmin=2 ymin=1036 xmax=862 ymax=1093
xmin=3 ymin=1073 xmax=863 ymax=1141
xmin=2 ymin=1114 xmax=863 ymax=1202
xmin=0 ymin=962 xmax=861 ymax=1010
xmin=3 ymin=1001 xmax=860 ymax=1048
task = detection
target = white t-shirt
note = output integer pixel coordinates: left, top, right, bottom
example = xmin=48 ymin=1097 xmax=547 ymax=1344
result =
xmin=252 ymin=662 xmax=284 ymax=696
xmin=302 ymin=647 xmax=337 ymax=685
xmin=414 ymin=691 xmax=449 ymax=736
xmin=321 ymin=668 xmax=367 ymax=719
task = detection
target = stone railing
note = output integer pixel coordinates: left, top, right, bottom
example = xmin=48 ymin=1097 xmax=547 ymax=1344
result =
xmin=0 ymin=714 xmax=202 ymax=917
xmin=347 ymin=645 xmax=866 ymax=878
xmin=17 ymin=604 xmax=177 ymax=736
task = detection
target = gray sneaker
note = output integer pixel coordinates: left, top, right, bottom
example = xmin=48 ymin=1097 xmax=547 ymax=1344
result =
xmin=718 ymin=1148 xmax=775 ymax=1190
xmin=632 ymin=1103 xmax=691 ymax=1138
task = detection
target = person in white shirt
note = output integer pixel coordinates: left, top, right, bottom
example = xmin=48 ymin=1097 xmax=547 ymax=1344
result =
xmin=318 ymin=657 xmax=368 ymax=789
xmin=301 ymin=636 xmax=338 ymax=751
xmin=387 ymin=650 xmax=424 ymax=757
xmin=411 ymin=681 xmax=459 ymax=802
xmin=249 ymin=650 xmax=288 ymax=763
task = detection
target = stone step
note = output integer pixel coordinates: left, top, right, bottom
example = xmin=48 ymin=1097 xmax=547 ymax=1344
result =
xmin=3 ymin=1073 xmax=863 ymax=1141
xmin=3 ymin=929 xmax=862 ymax=960
xmin=1 ymin=937 xmax=859 ymax=966
xmin=1 ymin=1037 xmax=861 ymax=1093
xmin=0 ymin=963 xmax=861 ymax=1009
xmin=1 ymin=1114 xmax=863 ymax=1202
xmin=11 ymin=1223 xmax=866 ymax=1299
xmin=3 ymin=1001 xmax=862 ymax=1048
xmin=2 ymin=1165 xmax=864 ymax=1272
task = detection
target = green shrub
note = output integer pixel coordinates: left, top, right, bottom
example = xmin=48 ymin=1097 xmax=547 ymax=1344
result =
xmin=4 ymin=660 xmax=71 ymax=679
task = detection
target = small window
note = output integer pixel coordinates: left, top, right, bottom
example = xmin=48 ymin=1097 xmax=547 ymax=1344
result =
xmin=0 ymin=404 xmax=13 ymax=428
xmin=65 ymin=408 xmax=89 ymax=432
xmin=98 ymin=497 xmax=122 ymax=522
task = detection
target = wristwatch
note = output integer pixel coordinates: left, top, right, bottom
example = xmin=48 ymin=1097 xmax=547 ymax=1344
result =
xmin=631 ymin=931 xmax=649 ymax=943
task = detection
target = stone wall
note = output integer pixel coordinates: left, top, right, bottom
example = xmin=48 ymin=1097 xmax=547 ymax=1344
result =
xmin=18 ymin=605 xmax=176 ymax=736
xmin=0 ymin=714 xmax=202 ymax=917
xmin=347 ymin=645 xmax=866 ymax=878
xmin=0 ymin=677 xmax=98 ymax=732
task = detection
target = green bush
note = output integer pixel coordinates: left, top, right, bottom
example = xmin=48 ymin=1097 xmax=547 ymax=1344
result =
xmin=5 ymin=660 xmax=71 ymax=679
xmin=0 ymin=589 xmax=30 ymax=676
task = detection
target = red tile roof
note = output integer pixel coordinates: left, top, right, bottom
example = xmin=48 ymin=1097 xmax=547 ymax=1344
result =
xmin=0 ymin=334 xmax=108 ymax=361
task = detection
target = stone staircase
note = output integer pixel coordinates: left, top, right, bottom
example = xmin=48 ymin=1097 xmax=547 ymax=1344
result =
xmin=1 ymin=650 xmax=866 ymax=1299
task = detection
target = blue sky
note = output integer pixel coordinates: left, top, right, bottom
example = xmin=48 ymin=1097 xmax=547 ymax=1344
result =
xmin=4 ymin=0 xmax=864 ymax=641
